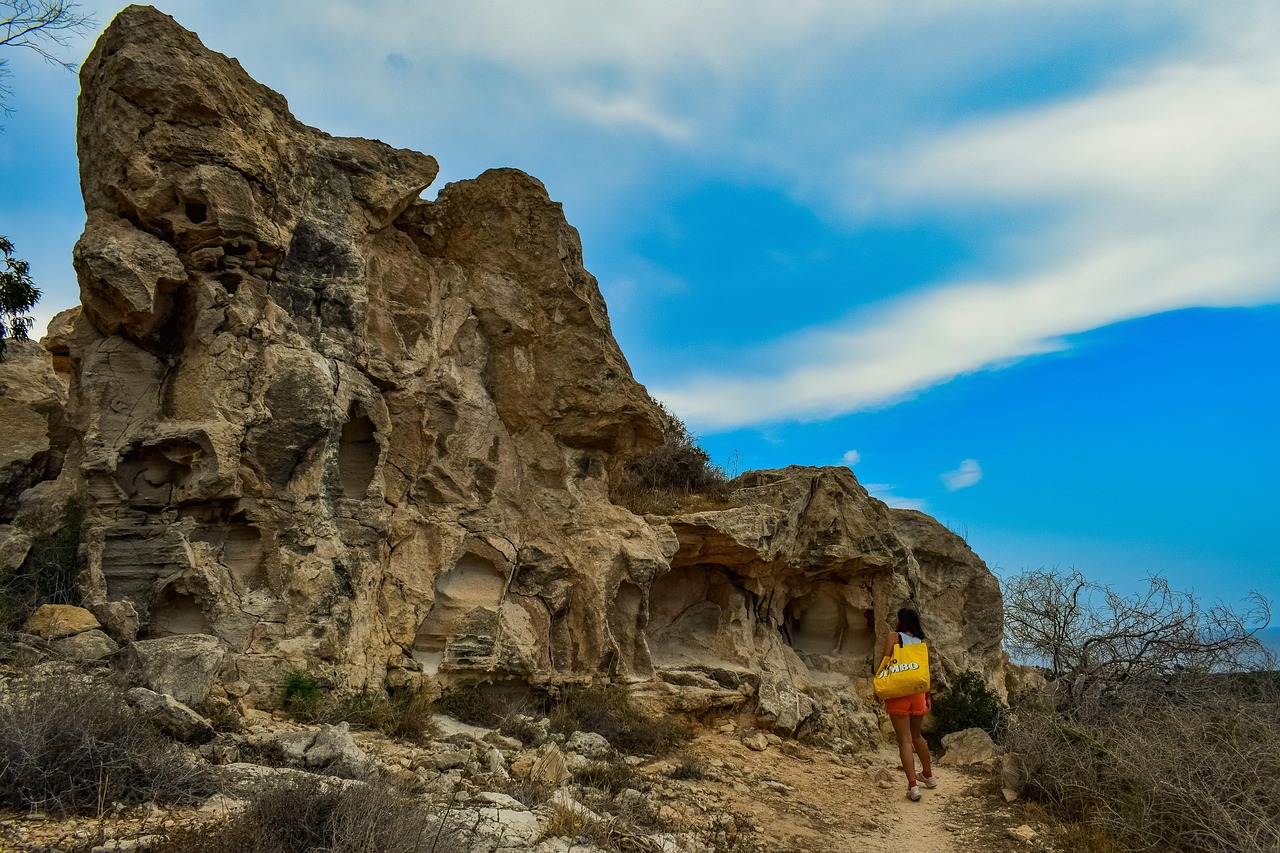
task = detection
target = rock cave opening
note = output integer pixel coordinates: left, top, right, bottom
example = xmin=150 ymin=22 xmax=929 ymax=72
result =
xmin=113 ymin=439 xmax=199 ymax=507
xmin=413 ymin=553 xmax=507 ymax=675
xmin=783 ymin=586 xmax=875 ymax=660
xmin=145 ymin=583 xmax=212 ymax=637
xmin=189 ymin=513 xmax=266 ymax=589
xmin=337 ymin=410 xmax=378 ymax=498
xmin=645 ymin=564 xmax=755 ymax=668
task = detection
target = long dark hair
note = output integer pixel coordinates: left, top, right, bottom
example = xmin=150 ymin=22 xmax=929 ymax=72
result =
xmin=897 ymin=607 xmax=926 ymax=640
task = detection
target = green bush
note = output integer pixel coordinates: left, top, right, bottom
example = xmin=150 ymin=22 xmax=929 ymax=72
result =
xmin=281 ymin=668 xmax=325 ymax=718
xmin=0 ymin=677 xmax=214 ymax=815
xmin=931 ymin=670 xmax=1008 ymax=742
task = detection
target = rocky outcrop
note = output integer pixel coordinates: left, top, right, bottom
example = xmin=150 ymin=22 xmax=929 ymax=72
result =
xmin=0 ymin=5 xmax=1005 ymax=730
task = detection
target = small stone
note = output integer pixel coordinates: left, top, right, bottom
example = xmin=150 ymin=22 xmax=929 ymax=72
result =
xmin=1007 ymin=824 xmax=1038 ymax=843
xmin=741 ymin=733 xmax=769 ymax=752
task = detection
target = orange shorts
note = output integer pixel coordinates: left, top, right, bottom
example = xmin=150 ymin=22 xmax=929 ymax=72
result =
xmin=884 ymin=692 xmax=928 ymax=716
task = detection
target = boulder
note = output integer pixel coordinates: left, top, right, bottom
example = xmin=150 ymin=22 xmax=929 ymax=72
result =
xmin=938 ymin=727 xmax=999 ymax=768
xmin=0 ymin=339 xmax=68 ymax=521
xmin=529 ymin=743 xmax=570 ymax=787
xmin=50 ymin=629 xmax=119 ymax=661
xmin=127 ymin=686 xmax=216 ymax=744
xmin=120 ymin=634 xmax=229 ymax=707
xmin=23 ymin=604 xmax=101 ymax=639
xmin=566 ymin=730 xmax=612 ymax=759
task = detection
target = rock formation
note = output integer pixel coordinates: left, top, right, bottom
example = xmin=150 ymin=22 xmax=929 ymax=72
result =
xmin=1 ymin=5 xmax=1005 ymax=730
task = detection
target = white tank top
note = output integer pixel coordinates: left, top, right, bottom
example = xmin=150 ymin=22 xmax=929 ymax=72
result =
xmin=899 ymin=632 xmax=922 ymax=646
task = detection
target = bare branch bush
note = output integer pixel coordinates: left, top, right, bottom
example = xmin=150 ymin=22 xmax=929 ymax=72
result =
xmin=1003 ymin=568 xmax=1280 ymax=852
xmin=0 ymin=1 xmax=96 ymax=114
xmin=0 ymin=674 xmax=215 ymax=815
xmin=1004 ymin=568 xmax=1273 ymax=711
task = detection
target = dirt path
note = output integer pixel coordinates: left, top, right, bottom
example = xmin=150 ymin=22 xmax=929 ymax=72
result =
xmin=670 ymin=729 xmax=1041 ymax=853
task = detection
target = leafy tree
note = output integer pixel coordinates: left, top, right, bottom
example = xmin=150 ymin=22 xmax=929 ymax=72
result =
xmin=0 ymin=234 xmax=39 ymax=361
xmin=1 ymin=1 xmax=95 ymax=115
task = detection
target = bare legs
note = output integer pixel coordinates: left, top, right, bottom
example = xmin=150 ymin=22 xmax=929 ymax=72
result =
xmin=890 ymin=713 xmax=933 ymax=788
xmin=910 ymin=713 xmax=933 ymax=782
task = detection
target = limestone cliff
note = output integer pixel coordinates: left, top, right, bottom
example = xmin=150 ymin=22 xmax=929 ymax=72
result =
xmin=1 ymin=5 xmax=1005 ymax=731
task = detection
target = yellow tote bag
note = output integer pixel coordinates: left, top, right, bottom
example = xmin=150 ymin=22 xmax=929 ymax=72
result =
xmin=874 ymin=639 xmax=931 ymax=700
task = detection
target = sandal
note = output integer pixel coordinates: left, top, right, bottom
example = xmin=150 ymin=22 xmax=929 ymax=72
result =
xmin=920 ymin=775 xmax=937 ymax=789
xmin=907 ymin=785 xmax=922 ymax=801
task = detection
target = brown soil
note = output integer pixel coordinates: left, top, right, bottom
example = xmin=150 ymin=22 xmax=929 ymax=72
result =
xmin=665 ymin=728 xmax=1060 ymax=853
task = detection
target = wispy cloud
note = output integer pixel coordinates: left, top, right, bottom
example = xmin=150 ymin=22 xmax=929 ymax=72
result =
xmin=941 ymin=459 xmax=983 ymax=491
xmin=842 ymin=449 xmax=861 ymax=466
xmin=656 ymin=7 xmax=1280 ymax=429
xmin=863 ymin=483 xmax=928 ymax=512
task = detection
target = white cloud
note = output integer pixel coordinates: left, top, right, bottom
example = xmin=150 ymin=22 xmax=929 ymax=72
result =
xmin=842 ymin=449 xmax=861 ymax=466
xmin=658 ymin=6 xmax=1280 ymax=429
xmin=863 ymin=483 xmax=928 ymax=511
xmin=941 ymin=459 xmax=983 ymax=491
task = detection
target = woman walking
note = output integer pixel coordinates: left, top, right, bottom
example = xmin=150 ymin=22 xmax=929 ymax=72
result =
xmin=879 ymin=607 xmax=936 ymax=801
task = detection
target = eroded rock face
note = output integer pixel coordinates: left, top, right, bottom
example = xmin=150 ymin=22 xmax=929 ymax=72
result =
xmin=67 ymin=5 xmax=664 ymax=704
xmin=2 ymin=5 xmax=1006 ymax=725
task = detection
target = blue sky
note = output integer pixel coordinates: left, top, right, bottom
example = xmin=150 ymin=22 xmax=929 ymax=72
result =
xmin=1 ymin=2 xmax=1277 ymax=637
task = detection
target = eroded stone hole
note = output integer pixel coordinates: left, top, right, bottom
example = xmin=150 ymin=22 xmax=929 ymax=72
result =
xmin=147 ymin=584 xmax=211 ymax=637
xmin=114 ymin=440 xmax=199 ymax=507
xmin=784 ymin=589 xmax=875 ymax=658
xmin=413 ymin=553 xmax=506 ymax=674
xmin=645 ymin=565 xmax=754 ymax=666
xmin=184 ymin=201 xmax=208 ymax=224
xmin=338 ymin=411 xmax=378 ymax=498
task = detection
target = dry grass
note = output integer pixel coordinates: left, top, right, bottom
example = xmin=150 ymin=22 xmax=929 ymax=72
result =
xmin=613 ymin=404 xmax=736 ymax=516
xmin=0 ymin=676 xmax=215 ymax=815
xmin=1005 ymin=675 xmax=1280 ymax=852
xmin=152 ymin=775 xmax=467 ymax=853
xmin=550 ymin=685 xmax=695 ymax=756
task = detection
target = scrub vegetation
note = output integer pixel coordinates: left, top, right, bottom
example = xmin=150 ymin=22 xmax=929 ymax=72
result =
xmin=614 ymin=404 xmax=734 ymax=514
xmin=1002 ymin=568 xmax=1277 ymax=852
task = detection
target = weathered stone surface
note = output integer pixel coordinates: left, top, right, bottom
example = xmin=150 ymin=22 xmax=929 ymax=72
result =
xmin=127 ymin=686 xmax=217 ymax=744
xmin=88 ymin=599 xmax=141 ymax=644
xmin=938 ymin=727 xmax=999 ymax=768
xmin=566 ymin=730 xmax=612 ymax=759
xmin=0 ymin=5 xmax=1007 ymax=737
xmin=23 ymin=604 xmax=101 ymax=639
xmin=0 ymin=339 xmax=68 ymax=522
xmin=120 ymin=634 xmax=229 ymax=707
xmin=50 ymin=628 xmax=120 ymax=661
xmin=529 ymin=743 xmax=570 ymax=786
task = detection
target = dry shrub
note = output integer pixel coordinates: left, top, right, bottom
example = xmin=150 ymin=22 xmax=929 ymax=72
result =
xmin=668 ymin=753 xmax=710 ymax=781
xmin=613 ymin=405 xmax=733 ymax=515
xmin=340 ymin=691 xmax=439 ymax=743
xmin=573 ymin=760 xmax=640 ymax=796
xmin=1006 ymin=676 xmax=1280 ymax=852
xmin=0 ymin=502 xmax=83 ymax=630
xmin=0 ymin=676 xmax=215 ymax=815
xmin=550 ymin=685 xmax=695 ymax=756
xmin=153 ymin=775 xmax=466 ymax=853
xmin=541 ymin=801 xmax=662 ymax=853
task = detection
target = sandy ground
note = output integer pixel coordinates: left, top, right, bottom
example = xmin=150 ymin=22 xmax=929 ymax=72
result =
xmin=669 ymin=728 xmax=1054 ymax=853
